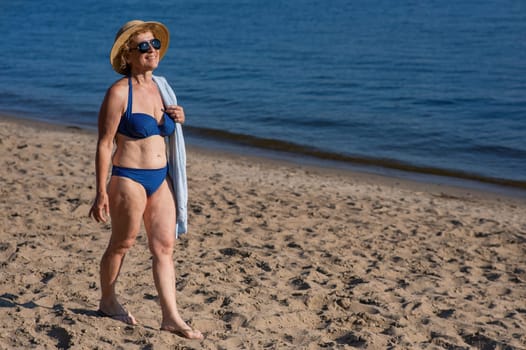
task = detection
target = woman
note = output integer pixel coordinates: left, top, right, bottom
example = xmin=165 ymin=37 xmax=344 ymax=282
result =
xmin=89 ymin=20 xmax=203 ymax=340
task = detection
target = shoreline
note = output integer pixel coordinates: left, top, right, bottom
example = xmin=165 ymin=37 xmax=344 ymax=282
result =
xmin=184 ymin=126 xmax=526 ymax=192
xmin=1 ymin=114 xmax=525 ymax=348
xmin=2 ymin=112 xmax=525 ymax=202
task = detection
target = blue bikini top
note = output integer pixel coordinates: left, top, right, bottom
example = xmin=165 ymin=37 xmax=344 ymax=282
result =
xmin=117 ymin=77 xmax=175 ymax=139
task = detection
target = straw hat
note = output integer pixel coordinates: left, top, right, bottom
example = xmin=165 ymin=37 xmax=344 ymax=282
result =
xmin=110 ymin=20 xmax=170 ymax=75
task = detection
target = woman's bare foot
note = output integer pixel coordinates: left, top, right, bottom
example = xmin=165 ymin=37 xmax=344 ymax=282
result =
xmin=161 ymin=325 xmax=204 ymax=340
xmin=98 ymin=299 xmax=137 ymax=325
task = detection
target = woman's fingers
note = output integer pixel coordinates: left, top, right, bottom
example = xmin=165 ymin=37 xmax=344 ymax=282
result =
xmin=89 ymin=201 xmax=109 ymax=223
xmin=164 ymin=105 xmax=185 ymax=123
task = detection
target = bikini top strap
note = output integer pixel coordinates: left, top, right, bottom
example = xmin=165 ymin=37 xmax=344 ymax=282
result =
xmin=126 ymin=76 xmax=133 ymax=119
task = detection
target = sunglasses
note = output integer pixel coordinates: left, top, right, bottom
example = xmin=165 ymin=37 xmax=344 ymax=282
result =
xmin=132 ymin=38 xmax=161 ymax=53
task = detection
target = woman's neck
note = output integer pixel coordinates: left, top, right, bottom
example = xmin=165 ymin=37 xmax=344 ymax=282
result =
xmin=130 ymin=70 xmax=153 ymax=85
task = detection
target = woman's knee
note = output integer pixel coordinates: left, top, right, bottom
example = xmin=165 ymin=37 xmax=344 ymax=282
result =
xmin=106 ymin=234 xmax=137 ymax=255
xmin=148 ymin=234 xmax=174 ymax=257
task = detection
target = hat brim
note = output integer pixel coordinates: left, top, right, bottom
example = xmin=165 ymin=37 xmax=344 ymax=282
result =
xmin=110 ymin=21 xmax=170 ymax=75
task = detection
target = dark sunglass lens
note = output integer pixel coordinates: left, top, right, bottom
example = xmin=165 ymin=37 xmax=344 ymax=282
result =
xmin=137 ymin=41 xmax=150 ymax=53
xmin=151 ymin=39 xmax=161 ymax=50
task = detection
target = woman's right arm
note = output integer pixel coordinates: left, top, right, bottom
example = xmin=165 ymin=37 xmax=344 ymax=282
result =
xmin=90 ymin=83 xmax=126 ymax=223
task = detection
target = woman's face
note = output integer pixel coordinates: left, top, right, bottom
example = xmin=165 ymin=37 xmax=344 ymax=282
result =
xmin=127 ymin=31 xmax=160 ymax=73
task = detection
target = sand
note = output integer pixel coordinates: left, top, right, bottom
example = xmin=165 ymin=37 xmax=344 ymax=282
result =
xmin=0 ymin=115 xmax=525 ymax=349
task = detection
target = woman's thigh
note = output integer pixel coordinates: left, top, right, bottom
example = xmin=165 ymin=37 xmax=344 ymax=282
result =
xmin=143 ymin=180 xmax=176 ymax=252
xmin=108 ymin=176 xmax=147 ymax=247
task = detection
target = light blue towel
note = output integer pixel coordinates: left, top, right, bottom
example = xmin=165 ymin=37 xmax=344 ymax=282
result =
xmin=152 ymin=75 xmax=188 ymax=238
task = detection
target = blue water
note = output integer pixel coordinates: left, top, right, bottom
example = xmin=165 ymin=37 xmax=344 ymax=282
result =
xmin=1 ymin=0 xmax=525 ymax=186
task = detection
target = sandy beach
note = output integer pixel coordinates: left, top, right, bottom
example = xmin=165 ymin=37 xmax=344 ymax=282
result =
xmin=0 ymin=115 xmax=525 ymax=349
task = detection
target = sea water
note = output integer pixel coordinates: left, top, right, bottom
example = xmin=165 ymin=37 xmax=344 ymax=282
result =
xmin=1 ymin=0 xmax=525 ymax=187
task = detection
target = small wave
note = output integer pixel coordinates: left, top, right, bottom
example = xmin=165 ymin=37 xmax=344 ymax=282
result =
xmin=412 ymin=98 xmax=457 ymax=107
xmin=470 ymin=144 xmax=526 ymax=159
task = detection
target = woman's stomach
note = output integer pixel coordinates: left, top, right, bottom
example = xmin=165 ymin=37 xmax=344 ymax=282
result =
xmin=112 ymin=135 xmax=167 ymax=169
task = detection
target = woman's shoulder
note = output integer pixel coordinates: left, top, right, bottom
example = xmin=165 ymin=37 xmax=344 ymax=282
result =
xmin=106 ymin=78 xmax=128 ymax=100
xmin=109 ymin=77 xmax=128 ymax=91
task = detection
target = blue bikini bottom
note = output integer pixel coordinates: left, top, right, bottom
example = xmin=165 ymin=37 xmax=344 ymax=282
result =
xmin=111 ymin=165 xmax=168 ymax=197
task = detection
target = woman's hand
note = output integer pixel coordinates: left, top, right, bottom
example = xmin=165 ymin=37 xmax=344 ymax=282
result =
xmin=89 ymin=192 xmax=110 ymax=223
xmin=163 ymin=105 xmax=185 ymax=124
